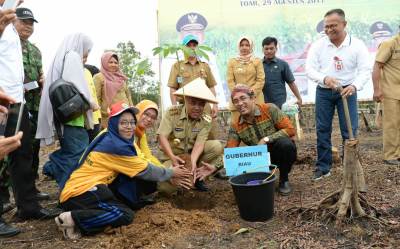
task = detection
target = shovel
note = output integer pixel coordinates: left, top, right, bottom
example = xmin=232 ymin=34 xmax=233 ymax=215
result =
xmin=336 ymin=86 xmax=367 ymax=193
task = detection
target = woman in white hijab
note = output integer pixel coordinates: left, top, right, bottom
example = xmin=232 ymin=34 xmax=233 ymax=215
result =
xmin=36 ymin=33 xmax=98 ymax=188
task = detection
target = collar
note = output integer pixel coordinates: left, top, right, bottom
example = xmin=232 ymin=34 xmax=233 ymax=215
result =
xmin=184 ymin=58 xmax=200 ymax=65
xmin=327 ymin=32 xmax=351 ymax=48
xmin=263 ymin=57 xmax=278 ymax=63
xmin=239 ymin=105 xmax=261 ymax=124
xmin=179 ymin=106 xmax=188 ymax=120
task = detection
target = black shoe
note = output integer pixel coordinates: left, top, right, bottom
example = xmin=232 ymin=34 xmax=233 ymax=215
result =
xmin=16 ymin=207 xmax=62 ymax=221
xmin=278 ymin=181 xmax=292 ymax=195
xmin=139 ymin=194 xmax=156 ymax=205
xmin=384 ymin=160 xmax=399 ymax=166
xmin=36 ymin=192 xmax=50 ymax=201
xmin=1 ymin=202 xmax=15 ymax=215
xmin=194 ymin=180 xmax=209 ymax=192
xmin=0 ymin=220 xmax=20 ymax=238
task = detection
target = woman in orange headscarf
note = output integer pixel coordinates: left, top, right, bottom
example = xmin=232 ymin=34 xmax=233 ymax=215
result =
xmin=135 ymin=100 xmax=162 ymax=167
xmin=94 ymin=52 xmax=133 ymax=128
xmin=226 ymin=36 xmax=265 ymax=122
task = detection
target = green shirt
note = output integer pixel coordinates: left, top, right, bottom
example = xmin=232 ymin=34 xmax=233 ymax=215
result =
xmin=66 ymin=115 xmax=85 ymax=127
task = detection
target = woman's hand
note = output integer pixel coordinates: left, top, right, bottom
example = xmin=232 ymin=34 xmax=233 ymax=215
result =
xmin=170 ymin=165 xmax=192 ymax=189
xmin=195 ymin=161 xmax=217 ymax=181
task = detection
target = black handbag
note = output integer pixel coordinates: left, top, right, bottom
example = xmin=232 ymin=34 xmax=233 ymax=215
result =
xmin=48 ymin=51 xmax=90 ymax=140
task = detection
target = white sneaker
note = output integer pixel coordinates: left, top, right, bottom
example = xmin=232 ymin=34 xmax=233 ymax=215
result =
xmin=55 ymin=212 xmax=81 ymax=240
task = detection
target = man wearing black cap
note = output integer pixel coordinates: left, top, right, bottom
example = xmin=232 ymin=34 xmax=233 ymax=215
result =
xmin=369 ymin=21 xmax=393 ymax=50
xmin=14 ymin=7 xmax=49 ymax=200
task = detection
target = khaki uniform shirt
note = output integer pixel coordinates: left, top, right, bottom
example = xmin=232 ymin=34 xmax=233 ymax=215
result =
xmin=93 ymin=72 xmax=133 ymax=126
xmin=157 ymin=105 xmax=212 ymax=157
xmin=168 ymin=60 xmax=217 ymax=89
xmin=375 ymin=34 xmax=400 ymax=100
xmin=227 ymin=58 xmax=265 ymax=110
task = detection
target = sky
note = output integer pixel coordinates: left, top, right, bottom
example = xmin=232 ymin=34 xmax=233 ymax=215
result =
xmin=22 ymin=0 xmax=159 ymax=76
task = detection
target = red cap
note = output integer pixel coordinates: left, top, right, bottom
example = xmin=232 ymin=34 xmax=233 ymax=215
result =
xmin=108 ymin=101 xmax=139 ymax=118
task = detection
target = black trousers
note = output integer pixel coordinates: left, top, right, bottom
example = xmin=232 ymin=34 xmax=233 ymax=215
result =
xmin=1 ymin=108 xmax=41 ymax=214
xmin=269 ymin=137 xmax=297 ymax=182
xmin=61 ymin=184 xmax=134 ymax=235
xmin=29 ymin=111 xmax=40 ymax=181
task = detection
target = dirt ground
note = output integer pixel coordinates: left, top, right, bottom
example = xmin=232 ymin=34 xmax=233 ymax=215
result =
xmin=1 ymin=114 xmax=399 ymax=249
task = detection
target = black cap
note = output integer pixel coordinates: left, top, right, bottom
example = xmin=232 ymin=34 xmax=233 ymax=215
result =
xmin=176 ymin=12 xmax=207 ymax=32
xmin=369 ymin=21 xmax=392 ymax=38
xmin=16 ymin=8 xmax=38 ymax=23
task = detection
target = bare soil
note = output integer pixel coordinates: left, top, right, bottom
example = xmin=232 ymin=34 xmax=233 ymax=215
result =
xmin=1 ymin=117 xmax=399 ymax=249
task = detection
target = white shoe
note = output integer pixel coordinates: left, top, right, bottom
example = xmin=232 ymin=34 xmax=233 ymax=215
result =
xmin=55 ymin=212 xmax=81 ymax=240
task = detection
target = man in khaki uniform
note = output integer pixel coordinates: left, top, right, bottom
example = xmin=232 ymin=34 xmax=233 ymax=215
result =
xmin=372 ymin=30 xmax=400 ymax=165
xmin=158 ymin=78 xmax=223 ymax=191
xmin=168 ymin=34 xmax=218 ymax=118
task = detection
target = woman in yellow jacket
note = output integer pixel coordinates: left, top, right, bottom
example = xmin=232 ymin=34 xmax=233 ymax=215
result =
xmin=94 ymin=52 xmax=133 ymax=129
xmin=227 ymin=36 xmax=265 ymax=122
xmin=134 ymin=100 xmax=162 ymax=167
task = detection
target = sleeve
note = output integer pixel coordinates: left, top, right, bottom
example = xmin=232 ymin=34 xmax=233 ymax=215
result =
xmin=375 ymin=40 xmax=393 ymax=64
xmin=167 ymin=62 xmax=179 ymax=88
xmin=140 ymin=133 xmax=163 ymax=167
xmin=226 ymin=126 xmax=241 ymax=148
xmin=305 ymin=41 xmax=326 ymax=84
xmin=124 ymin=84 xmax=133 ymax=106
xmin=226 ymin=59 xmax=236 ymax=91
xmin=204 ymin=63 xmax=217 ymax=87
xmin=352 ymin=40 xmax=372 ymax=91
xmin=136 ymin=163 xmax=174 ymax=182
xmin=195 ymin=121 xmax=212 ymax=144
xmin=251 ymin=59 xmax=265 ymax=95
xmin=97 ymin=152 xmax=148 ymax=178
xmin=93 ymin=73 xmax=103 ymax=108
xmin=283 ymin=61 xmax=295 ymax=83
xmin=157 ymin=108 xmax=174 ymax=137
xmin=267 ymin=104 xmax=296 ymax=142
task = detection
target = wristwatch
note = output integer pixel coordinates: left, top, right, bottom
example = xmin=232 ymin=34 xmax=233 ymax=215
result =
xmin=263 ymin=137 xmax=270 ymax=144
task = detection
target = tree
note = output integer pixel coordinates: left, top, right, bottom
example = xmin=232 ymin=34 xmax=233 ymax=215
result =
xmin=115 ymin=41 xmax=159 ymax=104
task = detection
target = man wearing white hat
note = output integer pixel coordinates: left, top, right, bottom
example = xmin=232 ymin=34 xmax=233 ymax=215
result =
xmin=157 ymin=78 xmax=223 ymax=191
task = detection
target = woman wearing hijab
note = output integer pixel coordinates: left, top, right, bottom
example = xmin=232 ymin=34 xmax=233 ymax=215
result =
xmin=226 ymin=36 xmax=265 ymax=122
xmin=36 ymin=33 xmax=98 ymax=188
xmin=55 ymin=102 xmax=191 ymax=239
xmin=135 ymin=100 xmax=162 ymax=166
xmin=94 ymin=52 xmax=133 ymax=129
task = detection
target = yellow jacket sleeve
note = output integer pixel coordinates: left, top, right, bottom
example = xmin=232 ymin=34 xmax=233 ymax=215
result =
xmin=139 ymin=134 xmax=163 ymax=167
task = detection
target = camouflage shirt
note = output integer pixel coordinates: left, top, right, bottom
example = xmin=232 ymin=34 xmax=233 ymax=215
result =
xmin=22 ymin=40 xmax=43 ymax=112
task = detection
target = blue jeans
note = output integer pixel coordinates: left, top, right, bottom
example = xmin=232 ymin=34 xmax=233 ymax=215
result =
xmin=43 ymin=125 xmax=89 ymax=189
xmin=315 ymin=86 xmax=358 ymax=173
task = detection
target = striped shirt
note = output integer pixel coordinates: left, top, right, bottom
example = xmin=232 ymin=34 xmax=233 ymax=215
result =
xmin=227 ymin=103 xmax=295 ymax=147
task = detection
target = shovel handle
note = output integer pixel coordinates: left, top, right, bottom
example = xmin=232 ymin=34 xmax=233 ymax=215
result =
xmin=335 ymin=86 xmax=354 ymax=140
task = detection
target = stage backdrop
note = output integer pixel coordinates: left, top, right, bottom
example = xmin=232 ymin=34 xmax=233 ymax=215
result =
xmin=158 ymin=0 xmax=400 ymax=109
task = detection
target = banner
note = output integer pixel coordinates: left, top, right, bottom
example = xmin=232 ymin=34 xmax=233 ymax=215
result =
xmin=158 ymin=0 xmax=400 ymax=109
xmin=224 ymin=145 xmax=270 ymax=176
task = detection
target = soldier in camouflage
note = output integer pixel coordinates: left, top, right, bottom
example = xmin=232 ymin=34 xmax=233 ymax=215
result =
xmin=14 ymin=7 xmax=49 ymax=200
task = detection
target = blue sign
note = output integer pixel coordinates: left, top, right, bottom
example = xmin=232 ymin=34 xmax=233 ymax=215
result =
xmin=224 ymin=145 xmax=270 ymax=177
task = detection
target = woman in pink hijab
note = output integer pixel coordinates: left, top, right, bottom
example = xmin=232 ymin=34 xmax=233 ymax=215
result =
xmin=93 ymin=52 xmax=133 ymax=128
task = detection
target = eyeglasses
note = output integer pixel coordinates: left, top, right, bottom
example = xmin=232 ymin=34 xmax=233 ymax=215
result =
xmin=142 ymin=111 xmax=157 ymax=121
xmin=324 ymin=24 xmax=339 ymax=30
xmin=119 ymin=120 xmax=136 ymax=128
xmin=232 ymin=96 xmax=250 ymax=106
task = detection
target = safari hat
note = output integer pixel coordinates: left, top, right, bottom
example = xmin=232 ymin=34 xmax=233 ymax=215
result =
xmin=174 ymin=78 xmax=218 ymax=104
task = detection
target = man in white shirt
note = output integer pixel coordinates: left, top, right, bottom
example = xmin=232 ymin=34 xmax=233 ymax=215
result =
xmin=306 ymin=9 xmax=370 ymax=181
xmin=0 ymin=1 xmax=58 ymax=238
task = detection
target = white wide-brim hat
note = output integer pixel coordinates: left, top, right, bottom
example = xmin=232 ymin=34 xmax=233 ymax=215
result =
xmin=173 ymin=78 xmax=218 ymax=104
